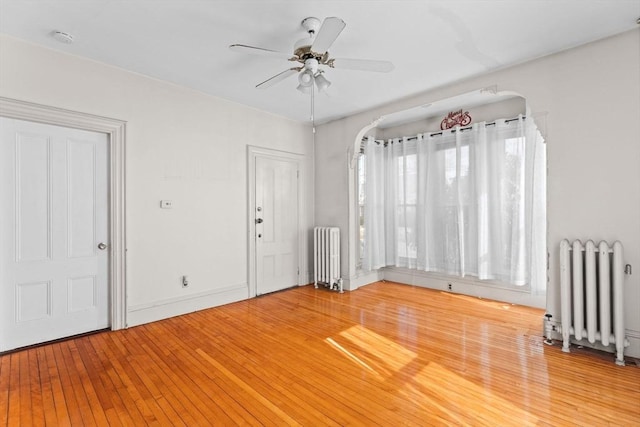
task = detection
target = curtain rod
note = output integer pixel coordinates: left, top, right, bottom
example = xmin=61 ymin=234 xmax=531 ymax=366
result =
xmin=363 ymin=116 xmax=526 ymax=144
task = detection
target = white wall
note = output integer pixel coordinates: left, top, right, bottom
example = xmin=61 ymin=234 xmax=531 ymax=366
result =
xmin=315 ymin=29 xmax=640 ymax=357
xmin=0 ymin=35 xmax=314 ymax=326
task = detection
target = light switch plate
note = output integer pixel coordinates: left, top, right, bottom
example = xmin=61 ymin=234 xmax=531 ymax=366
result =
xmin=160 ymin=200 xmax=173 ymax=209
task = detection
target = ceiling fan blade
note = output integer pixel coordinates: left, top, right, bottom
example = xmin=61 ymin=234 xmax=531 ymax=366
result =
xmin=330 ymin=58 xmax=395 ymax=73
xmin=311 ymin=17 xmax=346 ymax=54
xmin=229 ymin=44 xmax=297 ymax=60
xmin=256 ymin=68 xmax=299 ymax=89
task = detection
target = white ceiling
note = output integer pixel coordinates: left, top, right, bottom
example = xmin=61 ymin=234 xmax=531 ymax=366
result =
xmin=1 ymin=1 xmax=638 ymax=124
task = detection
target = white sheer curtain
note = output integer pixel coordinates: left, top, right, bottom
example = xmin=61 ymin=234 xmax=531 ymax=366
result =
xmin=362 ymin=136 xmax=386 ymax=270
xmin=362 ymin=116 xmax=546 ymax=291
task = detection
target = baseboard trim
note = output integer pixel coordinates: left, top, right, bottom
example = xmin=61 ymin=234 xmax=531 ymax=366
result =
xmin=382 ymin=268 xmax=546 ymax=308
xmin=627 ymin=330 xmax=640 ymax=359
xmin=127 ymin=283 xmax=248 ymax=327
xmin=343 ymin=270 xmax=383 ymax=291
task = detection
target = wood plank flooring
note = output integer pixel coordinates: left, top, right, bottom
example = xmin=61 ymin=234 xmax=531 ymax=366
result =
xmin=1 ymin=281 xmax=639 ymax=426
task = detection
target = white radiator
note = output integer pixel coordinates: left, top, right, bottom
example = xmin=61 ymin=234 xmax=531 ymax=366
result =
xmin=314 ymin=227 xmax=343 ymax=293
xmin=555 ymin=239 xmax=628 ymax=365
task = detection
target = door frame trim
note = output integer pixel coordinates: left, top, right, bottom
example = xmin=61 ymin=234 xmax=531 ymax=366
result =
xmin=0 ymin=97 xmax=127 ymax=330
xmin=247 ymin=146 xmax=306 ymax=298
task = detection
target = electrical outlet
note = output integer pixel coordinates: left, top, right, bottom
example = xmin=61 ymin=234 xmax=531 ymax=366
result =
xmin=447 ymin=283 xmax=452 ymax=291
xmin=182 ymin=275 xmax=189 ymax=288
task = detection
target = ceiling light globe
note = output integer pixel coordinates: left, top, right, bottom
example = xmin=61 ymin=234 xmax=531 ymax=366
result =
xmin=298 ymin=70 xmax=313 ymax=86
xmin=314 ymin=73 xmax=331 ymax=92
xmin=296 ymin=84 xmax=312 ymax=94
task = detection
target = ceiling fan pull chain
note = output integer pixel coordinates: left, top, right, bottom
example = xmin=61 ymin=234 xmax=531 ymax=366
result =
xmin=311 ymin=78 xmax=315 ymax=124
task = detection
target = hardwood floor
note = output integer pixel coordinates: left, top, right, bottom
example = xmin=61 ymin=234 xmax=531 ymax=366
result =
xmin=2 ymin=281 xmax=639 ymax=426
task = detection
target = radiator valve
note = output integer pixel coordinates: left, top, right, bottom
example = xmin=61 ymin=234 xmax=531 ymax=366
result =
xmin=544 ymin=314 xmax=554 ymax=345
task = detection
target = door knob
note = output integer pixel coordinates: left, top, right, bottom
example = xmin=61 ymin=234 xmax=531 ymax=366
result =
xmin=256 ymin=218 xmax=263 ymax=224
xmin=97 ymin=242 xmax=107 ymax=250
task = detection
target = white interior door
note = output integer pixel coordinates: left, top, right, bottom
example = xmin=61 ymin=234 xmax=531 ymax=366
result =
xmin=0 ymin=117 xmax=109 ymax=352
xmin=255 ymin=155 xmax=299 ymax=295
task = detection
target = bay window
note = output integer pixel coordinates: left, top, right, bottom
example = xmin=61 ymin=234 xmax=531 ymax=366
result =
xmin=359 ymin=115 xmax=546 ymax=291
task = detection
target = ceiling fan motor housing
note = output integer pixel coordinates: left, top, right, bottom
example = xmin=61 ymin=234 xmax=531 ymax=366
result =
xmin=293 ymin=45 xmax=329 ymax=64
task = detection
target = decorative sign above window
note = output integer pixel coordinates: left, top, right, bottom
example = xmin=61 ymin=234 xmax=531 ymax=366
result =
xmin=440 ymin=109 xmax=472 ymax=130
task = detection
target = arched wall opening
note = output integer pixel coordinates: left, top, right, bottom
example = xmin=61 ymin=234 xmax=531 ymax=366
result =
xmin=347 ymin=87 xmax=547 ymax=308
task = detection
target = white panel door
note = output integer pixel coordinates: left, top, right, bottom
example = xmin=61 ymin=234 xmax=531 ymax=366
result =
xmin=0 ymin=117 xmax=109 ymax=351
xmin=255 ymin=156 xmax=299 ymax=295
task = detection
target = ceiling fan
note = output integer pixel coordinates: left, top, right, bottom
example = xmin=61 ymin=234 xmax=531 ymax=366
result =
xmin=229 ymin=17 xmax=394 ymax=94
